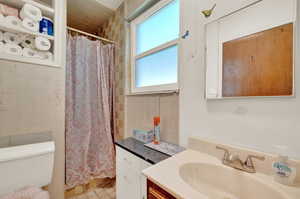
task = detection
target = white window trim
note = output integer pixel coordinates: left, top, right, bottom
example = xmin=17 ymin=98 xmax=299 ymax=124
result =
xmin=130 ymin=0 xmax=180 ymax=94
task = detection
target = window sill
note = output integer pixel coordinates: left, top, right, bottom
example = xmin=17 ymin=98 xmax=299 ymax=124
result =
xmin=126 ymin=89 xmax=179 ymax=96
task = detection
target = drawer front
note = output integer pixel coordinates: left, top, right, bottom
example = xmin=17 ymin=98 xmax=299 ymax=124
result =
xmin=116 ymin=146 xmax=141 ymax=172
xmin=147 ymin=180 xmax=176 ymax=199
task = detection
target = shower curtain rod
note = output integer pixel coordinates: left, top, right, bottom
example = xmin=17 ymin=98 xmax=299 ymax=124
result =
xmin=67 ymin=26 xmax=115 ymax=44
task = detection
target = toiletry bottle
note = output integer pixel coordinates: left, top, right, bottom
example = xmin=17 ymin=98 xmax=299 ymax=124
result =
xmin=272 ymin=155 xmax=296 ymax=186
xmin=153 ymin=116 xmax=161 ymax=145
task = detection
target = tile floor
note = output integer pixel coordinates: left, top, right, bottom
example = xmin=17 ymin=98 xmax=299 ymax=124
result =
xmin=69 ymin=186 xmax=116 ymax=199
xmin=67 ymin=179 xmax=116 ymax=199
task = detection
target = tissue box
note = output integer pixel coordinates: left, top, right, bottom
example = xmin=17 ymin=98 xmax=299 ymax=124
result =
xmin=133 ymin=129 xmax=154 ymax=143
xmin=0 ymin=4 xmax=19 ymax=17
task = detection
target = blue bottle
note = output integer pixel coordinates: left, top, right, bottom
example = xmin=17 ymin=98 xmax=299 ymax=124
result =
xmin=39 ymin=17 xmax=54 ymax=36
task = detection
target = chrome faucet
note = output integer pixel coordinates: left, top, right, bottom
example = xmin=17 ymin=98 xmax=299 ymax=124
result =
xmin=216 ymin=146 xmax=265 ymax=173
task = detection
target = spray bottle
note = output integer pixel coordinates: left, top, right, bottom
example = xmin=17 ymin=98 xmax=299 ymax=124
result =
xmin=153 ymin=116 xmax=161 ymax=145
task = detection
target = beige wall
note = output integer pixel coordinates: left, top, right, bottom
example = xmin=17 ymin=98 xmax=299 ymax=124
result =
xmin=125 ymin=94 xmax=179 ymax=144
xmin=0 ymin=62 xmax=66 ymax=199
xmin=179 ymin=0 xmax=300 ymax=159
xmin=0 ymin=2 xmax=66 ymax=199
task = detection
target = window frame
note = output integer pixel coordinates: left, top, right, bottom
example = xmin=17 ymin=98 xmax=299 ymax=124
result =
xmin=130 ymin=0 xmax=180 ymax=94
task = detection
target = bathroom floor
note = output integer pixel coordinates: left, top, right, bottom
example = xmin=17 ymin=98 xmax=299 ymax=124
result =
xmin=69 ymin=186 xmax=116 ymax=199
xmin=66 ymin=179 xmax=116 ymax=199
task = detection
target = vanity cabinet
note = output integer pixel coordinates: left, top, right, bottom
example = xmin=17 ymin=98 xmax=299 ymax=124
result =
xmin=116 ymin=146 xmax=152 ymax=199
xmin=147 ymin=180 xmax=176 ymax=199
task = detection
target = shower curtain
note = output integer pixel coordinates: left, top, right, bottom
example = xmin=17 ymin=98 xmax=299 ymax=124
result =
xmin=65 ymin=35 xmax=116 ymax=189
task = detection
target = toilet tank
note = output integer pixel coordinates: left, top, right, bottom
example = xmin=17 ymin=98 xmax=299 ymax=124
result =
xmin=0 ymin=141 xmax=55 ymax=196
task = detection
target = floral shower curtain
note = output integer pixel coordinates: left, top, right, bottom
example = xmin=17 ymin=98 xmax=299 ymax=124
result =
xmin=65 ymin=35 xmax=116 ymax=189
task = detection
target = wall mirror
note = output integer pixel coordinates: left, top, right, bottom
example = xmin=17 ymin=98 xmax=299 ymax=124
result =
xmin=204 ymin=0 xmax=296 ymax=99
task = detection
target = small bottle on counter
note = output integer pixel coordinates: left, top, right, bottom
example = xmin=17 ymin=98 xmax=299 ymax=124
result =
xmin=272 ymin=147 xmax=297 ymax=186
xmin=153 ymin=116 xmax=161 ymax=145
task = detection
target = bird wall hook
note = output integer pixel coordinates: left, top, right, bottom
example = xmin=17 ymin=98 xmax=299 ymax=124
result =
xmin=201 ymin=3 xmax=216 ymax=18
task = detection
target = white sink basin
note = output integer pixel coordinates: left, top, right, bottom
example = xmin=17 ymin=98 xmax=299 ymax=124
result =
xmin=179 ymin=163 xmax=288 ymax=199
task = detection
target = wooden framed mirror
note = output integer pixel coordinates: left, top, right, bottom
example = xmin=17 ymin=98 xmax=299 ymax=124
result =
xmin=222 ymin=23 xmax=293 ymax=97
xmin=205 ymin=0 xmax=296 ymax=99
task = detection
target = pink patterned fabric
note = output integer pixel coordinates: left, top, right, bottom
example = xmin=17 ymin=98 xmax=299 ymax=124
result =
xmin=65 ymin=36 xmax=116 ymax=189
xmin=0 ymin=186 xmax=49 ymax=199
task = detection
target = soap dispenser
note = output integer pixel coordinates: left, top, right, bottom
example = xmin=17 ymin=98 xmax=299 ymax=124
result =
xmin=272 ymin=146 xmax=297 ymax=186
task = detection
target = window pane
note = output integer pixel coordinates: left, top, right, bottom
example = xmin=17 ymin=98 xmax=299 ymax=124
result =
xmin=136 ymin=0 xmax=179 ymax=54
xmin=135 ymin=45 xmax=178 ymax=88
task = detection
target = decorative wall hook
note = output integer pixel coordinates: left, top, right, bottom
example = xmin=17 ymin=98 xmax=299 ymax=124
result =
xmin=181 ymin=30 xmax=189 ymax=39
xmin=201 ymin=3 xmax=216 ymax=18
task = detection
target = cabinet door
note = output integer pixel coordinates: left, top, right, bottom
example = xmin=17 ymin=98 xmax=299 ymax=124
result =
xmin=117 ymin=169 xmax=140 ymax=199
xmin=140 ymin=161 xmax=152 ymax=199
xmin=222 ymin=24 xmax=293 ymax=97
xmin=116 ymin=146 xmax=141 ymax=199
xmin=147 ymin=180 xmax=176 ymax=199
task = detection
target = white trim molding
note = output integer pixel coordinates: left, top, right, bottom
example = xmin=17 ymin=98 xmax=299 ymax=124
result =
xmin=130 ymin=0 xmax=180 ymax=94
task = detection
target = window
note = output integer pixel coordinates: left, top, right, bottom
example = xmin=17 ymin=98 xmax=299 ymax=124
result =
xmin=131 ymin=0 xmax=180 ymax=93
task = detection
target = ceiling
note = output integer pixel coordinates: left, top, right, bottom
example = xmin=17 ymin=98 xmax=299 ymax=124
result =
xmin=67 ymin=0 xmax=122 ymax=34
xmin=38 ymin=0 xmax=123 ymax=10
xmin=38 ymin=0 xmax=123 ymax=34
xmin=94 ymin=0 xmax=124 ymax=10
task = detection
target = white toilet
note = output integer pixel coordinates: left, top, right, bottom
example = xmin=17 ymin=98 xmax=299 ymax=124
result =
xmin=0 ymin=141 xmax=55 ymax=196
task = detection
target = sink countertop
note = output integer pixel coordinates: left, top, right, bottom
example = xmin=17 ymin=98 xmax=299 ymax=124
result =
xmin=115 ymin=137 xmax=170 ymax=164
xmin=142 ymin=149 xmax=300 ymax=199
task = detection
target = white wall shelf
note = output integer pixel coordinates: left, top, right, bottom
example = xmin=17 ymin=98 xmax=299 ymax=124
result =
xmin=0 ymin=0 xmax=64 ymax=67
xmin=0 ymin=53 xmax=58 ymax=67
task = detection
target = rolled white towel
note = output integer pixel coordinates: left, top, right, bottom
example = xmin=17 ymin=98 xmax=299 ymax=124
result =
xmin=4 ymin=44 xmax=22 ymax=56
xmin=35 ymin=36 xmax=51 ymax=51
xmin=0 ymin=31 xmax=3 ymax=42
xmin=22 ymin=47 xmax=38 ymax=58
xmin=20 ymin=4 xmax=42 ymax=22
xmin=4 ymin=16 xmax=21 ymax=29
xmin=0 ymin=13 xmax=4 ymax=23
xmin=38 ymin=51 xmax=53 ymax=61
xmin=0 ymin=41 xmax=4 ymax=53
xmin=22 ymin=18 xmax=39 ymax=32
xmin=3 ymin=32 xmax=21 ymax=44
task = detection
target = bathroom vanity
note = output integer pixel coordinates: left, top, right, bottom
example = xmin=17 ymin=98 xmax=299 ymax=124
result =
xmin=143 ymin=138 xmax=300 ymax=199
xmin=115 ymin=137 xmax=170 ymax=199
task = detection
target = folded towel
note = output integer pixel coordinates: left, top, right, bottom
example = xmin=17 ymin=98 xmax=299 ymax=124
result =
xmin=0 ymin=186 xmax=49 ymax=199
